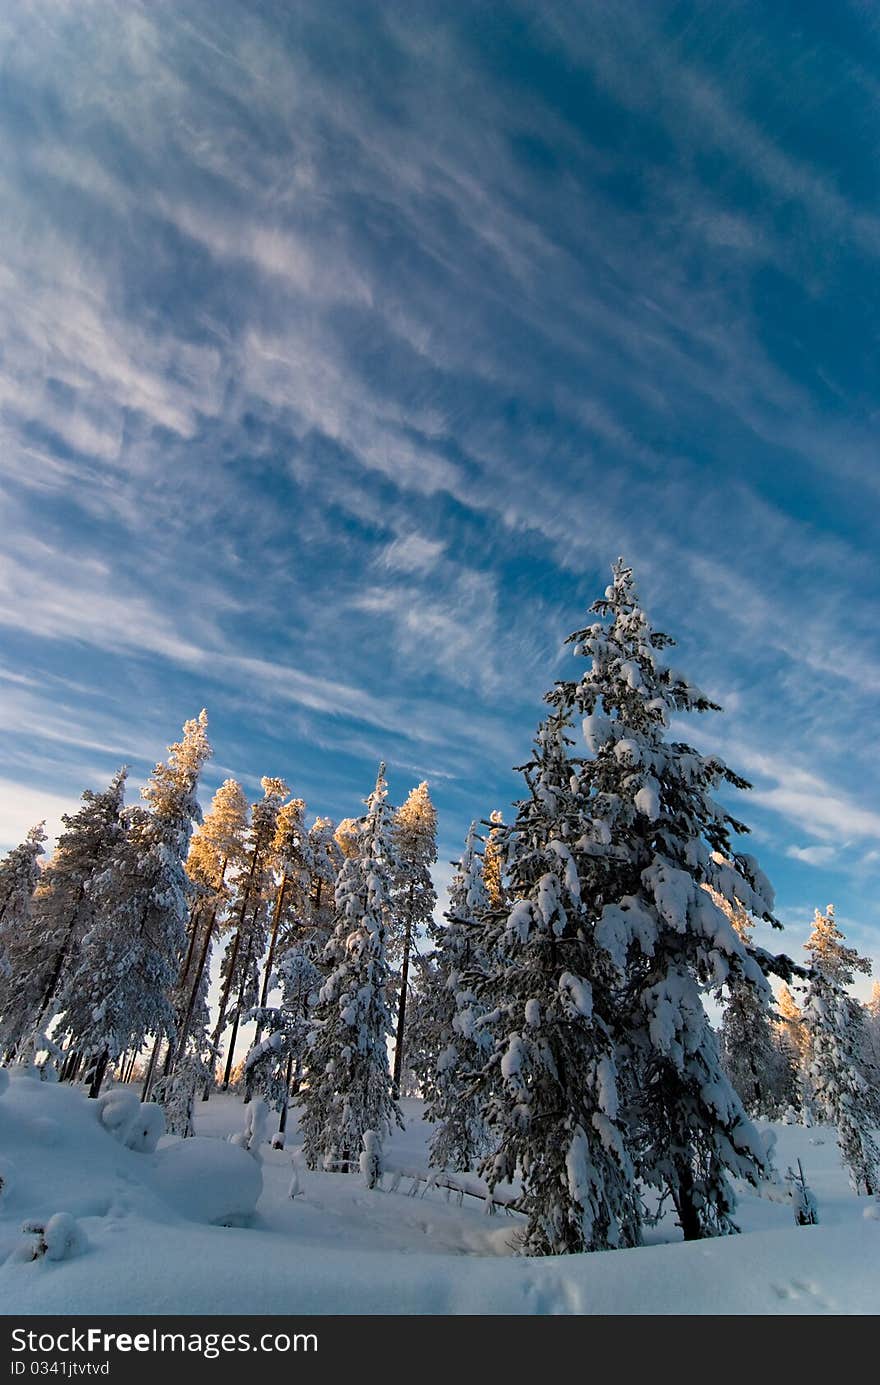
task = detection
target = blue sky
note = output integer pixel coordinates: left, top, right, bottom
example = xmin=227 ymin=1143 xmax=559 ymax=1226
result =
xmin=1 ymin=0 xmax=879 ymax=989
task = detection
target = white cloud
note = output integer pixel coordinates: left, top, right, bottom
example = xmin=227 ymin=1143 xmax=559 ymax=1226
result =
xmin=0 ymin=779 xmax=74 ymax=854
xmin=786 ymin=844 xmax=838 ymax=868
xmin=379 ymin=532 xmax=446 ymax=575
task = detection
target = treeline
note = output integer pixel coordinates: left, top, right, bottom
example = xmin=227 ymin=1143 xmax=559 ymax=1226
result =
xmin=1 ymin=561 xmax=878 ymax=1254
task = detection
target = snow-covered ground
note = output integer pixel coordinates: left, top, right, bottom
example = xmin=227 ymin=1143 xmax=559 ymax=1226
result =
xmin=1 ymin=1070 xmax=878 ymax=1315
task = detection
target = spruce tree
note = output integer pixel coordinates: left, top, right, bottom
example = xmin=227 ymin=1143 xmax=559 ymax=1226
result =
xmin=389 ymin=782 xmax=437 ymax=1098
xmin=551 ymin=560 xmax=784 ymax=1239
xmin=0 ymin=824 xmax=47 ymax=1057
xmin=55 ymin=711 xmax=211 ymax=1096
xmin=475 ymin=713 xmax=642 ymax=1253
xmin=716 ymin=892 xmax=792 ymax=1118
xmin=298 ymin=765 xmax=402 ymax=1170
xmin=802 ymin=905 xmax=879 ymax=1194
xmin=415 ymin=820 xmax=493 ymax=1172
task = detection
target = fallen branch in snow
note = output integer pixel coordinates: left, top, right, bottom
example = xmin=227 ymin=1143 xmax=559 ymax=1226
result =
xmin=384 ymin=1166 xmax=521 ymax=1215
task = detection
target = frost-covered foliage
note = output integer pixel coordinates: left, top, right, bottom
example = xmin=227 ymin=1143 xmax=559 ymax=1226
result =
xmin=1 ymin=779 xmax=126 ymax=1061
xmin=414 ymin=821 xmax=493 ymax=1172
xmin=549 ymin=560 xmax=785 ymax=1240
xmin=774 ymin=983 xmax=810 ymax=1118
xmin=476 ymin=713 xmax=643 ymax=1254
xmin=482 ymin=810 xmax=507 ymax=910
xmin=389 ymin=782 xmax=437 ymax=1097
xmin=305 ymin=817 xmax=344 ymax=951
xmin=0 ymin=824 xmax=47 ymax=1056
xmin=208 ymin=777 xmax=288 ymax=1091
xmin=716 ymin=893 xmax=796 ymax=1118
xmin=155 ymin=1037 xmax=213 ymax=1137
xmin=865 ymin=982 xmax=880 ymax=1090
xmin=298 ymin=765 xmax=402 ymax=1170
xmin=802 ymin=906 xmax=879 ymax=1195
xmin=55 ymin=712 xmax=211 ymax=1094
xmin=246 ymin=945 xmax=319 ymax=1122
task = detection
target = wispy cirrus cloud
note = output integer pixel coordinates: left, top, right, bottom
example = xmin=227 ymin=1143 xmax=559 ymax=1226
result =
xmin=0 ymin=0 xmax=877 ymax=970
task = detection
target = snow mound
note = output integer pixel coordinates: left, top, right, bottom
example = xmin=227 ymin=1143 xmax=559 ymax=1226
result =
xmin=149 ymin=1138 xmax=262 ymax=1227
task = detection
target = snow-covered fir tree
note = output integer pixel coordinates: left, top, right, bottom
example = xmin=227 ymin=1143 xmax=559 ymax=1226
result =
xmin=389 ymin=781 xmax=437 ymax=1098
xmin=55 ymin=711 xmax=212 ymax=1096
xmin=414 ymin=820 xmax=493 ymax=1172
xmin=298 ymin=764 xmax=402 ymax=1170
xmin=0 ymin=824 xmax=47 ymax=1057
xmin=550 ymin=560 xmax=788 ymax=1239
xmin=715 ymin=891 xmax=794 ymax=1118
xmin=475 ymin=712 xmax=643 ymax=1254
xmin=802 ymin=905 xmax=879 ymax=1194
xmin=207 ymin=777 xmax=288 ymax=1094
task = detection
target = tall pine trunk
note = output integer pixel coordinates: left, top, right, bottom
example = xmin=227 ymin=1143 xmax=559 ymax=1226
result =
xmin=88 ymin=1048 xmax=109 ymax=1099
xmin=392 ymin=882 xmax=415 ymax=1099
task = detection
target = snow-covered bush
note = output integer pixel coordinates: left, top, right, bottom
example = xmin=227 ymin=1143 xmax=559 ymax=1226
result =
xmin=360 ymin=1130 xmax=383 ymax=1189
xmin=19 ymin=1212 xmax=85 ymax=1263
xmin=95 ymin=1089 xmax=165 ymax=1153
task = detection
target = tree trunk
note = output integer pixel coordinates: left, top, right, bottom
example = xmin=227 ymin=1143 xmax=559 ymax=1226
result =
xmin=277 ymin=1051 xmax=295 ymax=1140
xmin=673 ymin=1158 xmax=702 ymax=1241
xmin=392 ymin=885 xmax=415 ymax=1099
xmin=141 ymin=1034 xmax=162 ymax=1102
xmin=202 ymin=836 xmax=265 ymax=1101
xmin=35 ymin=888 xmax=85 ymax=1031
xmin=172 ymin=907 xmax=216 ymax=1074
xmin=202 ymin=928 xmax=241 ymax=1100
xmin=259 ymin=874 xmax=289 ymax=1012
xmin=88 ymin=1049 xmax=109 ymax=1099
xmin=222 ymin=935 xmax=255 ymax=1092
xmin=61 ymin=1048 xmax=81 ymax=1083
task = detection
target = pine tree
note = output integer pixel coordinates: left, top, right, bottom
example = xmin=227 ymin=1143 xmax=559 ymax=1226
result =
xmin=475 ymin=713 xmax=643 ymax=1254
xmin=716 ymin=892 xmax=792 ymax=1118
xmin=169 ymin=778 xmax=249 ymax=1077
xmin=551 ymin=560 xmax=783 ymax=1239
xmin=298 ymin=765 xmax=402 ymax=1170
xmin=0 ymin=824 xmax=47 ymax=1057
xmin=415 ymin=820 xmax=493 ymax=1172
xmin=389 ymin=782 xmax=437 ymax=1098
xmin=775 ymin=983 xmax=809 ymax=1116
xmin=55 ymin=711 xmax=211 ymax=1096
xmin=482 ymin=810 xmax=507 ymax=909
xmin=802 ymin=905 xmax=879 ymax=1194
xmin=206 ymin=777 xmax=288 ymax=1095
xmin=257 ymin=798 xmax=309 ymax=1016
xmin=865 ymin=982 xmax=880 ymax=1081
xmin=305 ymin=817 xmax=343 ymax=955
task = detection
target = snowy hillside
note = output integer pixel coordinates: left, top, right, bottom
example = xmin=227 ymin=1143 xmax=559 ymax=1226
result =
xmin=1 ymin=1071 xmax=878 ymax=1316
